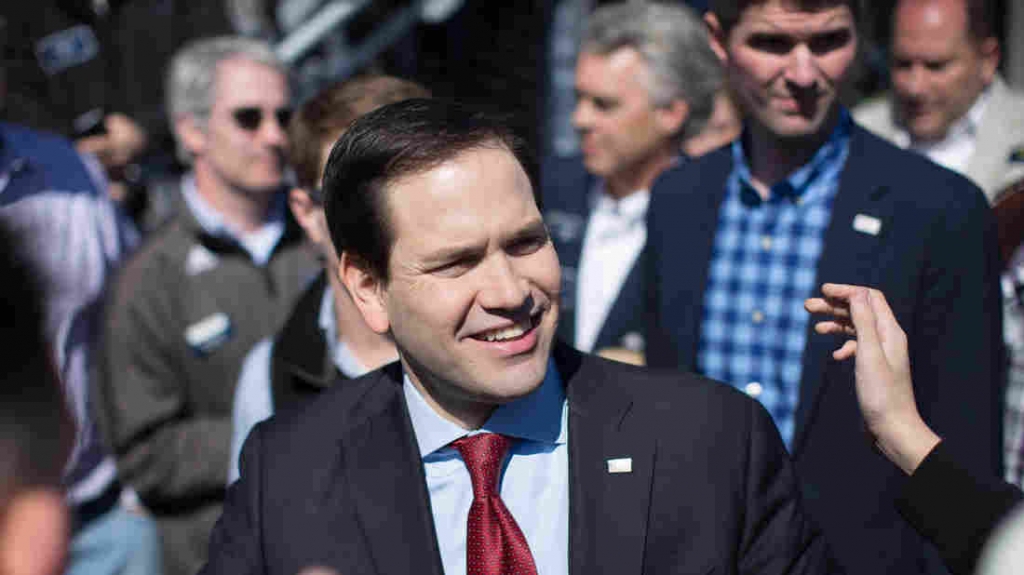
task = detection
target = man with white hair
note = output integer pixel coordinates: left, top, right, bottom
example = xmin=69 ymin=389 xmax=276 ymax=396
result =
xmin=95 ymin=36 xmax=317 ymax=575
xmin=543 ymin=1 xmax=726 ymax=361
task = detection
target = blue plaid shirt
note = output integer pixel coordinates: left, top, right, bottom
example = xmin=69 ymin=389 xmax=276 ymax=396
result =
xmin=697 ymin=110 xmax=852 ymax=448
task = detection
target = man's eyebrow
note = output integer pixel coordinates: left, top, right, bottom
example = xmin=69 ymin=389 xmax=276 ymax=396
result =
xmin=507 ymin=220 xmax=549 ymax=242
xmin=421 ymin=242 xmax=486 ymax=265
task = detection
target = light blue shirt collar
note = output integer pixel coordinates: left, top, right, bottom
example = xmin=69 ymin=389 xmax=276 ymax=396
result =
xmin=403 ymin=358 xmax=568 ymax=458
xmin=181 ymin=173 xmax=287 ymax=265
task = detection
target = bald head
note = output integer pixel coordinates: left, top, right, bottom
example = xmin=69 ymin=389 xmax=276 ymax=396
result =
xmin=889 ymin=0 xmax=999 ymax=142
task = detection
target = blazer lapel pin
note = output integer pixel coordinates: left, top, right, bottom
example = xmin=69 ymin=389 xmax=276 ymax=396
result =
xmin=607 ymin=457 xmax=632 ymax=474
xmin=853 ymin=213 xmax=882 ymax=236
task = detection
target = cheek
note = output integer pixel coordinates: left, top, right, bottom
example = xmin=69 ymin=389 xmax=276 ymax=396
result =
xmin=528 ymin=247 xmax=563 ymax=296
xmin=820 ymin=48 xmax=858 ymax=83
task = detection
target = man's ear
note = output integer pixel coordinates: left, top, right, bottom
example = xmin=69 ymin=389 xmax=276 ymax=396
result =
xmin=338 ymin=252 xmax=390 ymax=334
xmin=174 ymin=114 xmax=207 ymax=157
xmin=704 ymin=13 xmax=729 ymax=64
xmin=288 ymin=188 xmax=330 ymax=246
xmin=656 ymin=99 xmax=690 ymax=138
xmin=977 ymin=37 xmax=1001 ymax=86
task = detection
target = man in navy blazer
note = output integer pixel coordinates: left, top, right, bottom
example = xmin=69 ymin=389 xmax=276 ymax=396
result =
xmin=542 ymin=2 xmax=722 ymax=360
xmin=645 ymin=0 xmax=1003 ymax=573
xmin=200 ymin=98 xmax=835 ymax=574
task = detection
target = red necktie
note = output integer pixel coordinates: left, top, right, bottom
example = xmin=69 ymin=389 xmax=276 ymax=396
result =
xmin=452 ymin=433 xmax=539 ymax=575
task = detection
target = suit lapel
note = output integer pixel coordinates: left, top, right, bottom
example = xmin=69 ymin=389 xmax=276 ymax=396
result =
xmin=791 ymin=126 xmax=890 ymax=454
xmin=342 ymin=365 xmax=445 ymax=575
xmin=557 ymin=345 xmax=654 ymax=575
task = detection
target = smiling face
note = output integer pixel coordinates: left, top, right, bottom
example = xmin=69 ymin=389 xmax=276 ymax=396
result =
xmin=573 ymin=48 xmax=686 ymax=191
xmin=890 ymin=0 xmax=998 ymax=142
xmin=708 ymin=0 xmax=857 ymax=139
xmin=345 ymin=145 xmax=561 ymax=428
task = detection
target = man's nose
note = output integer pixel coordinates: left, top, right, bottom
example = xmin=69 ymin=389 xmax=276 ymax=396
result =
xmin=478 ymin=253 xmax=531 ymax=312
xmin=900 ymin=65 xmax=928 ymax=97
xmin=259 ymin=113 xmax=289 ymax=147
xmin=572 ymin=99 xmax=592 ymax=130
xmin=785 ymin=44 xmax=819 ymax=89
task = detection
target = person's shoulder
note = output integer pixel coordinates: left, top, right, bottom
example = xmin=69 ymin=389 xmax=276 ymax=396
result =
xmin=652 ymin=146 xmax=733 ymax=195
xmin=576 ymin=352 xmax=758 ymax=422
xmin=0 ymin=122 xmax=75 ymax=153
xmin=851 ymin=93 xmax=895 ymax=135
xmin=850 ymin=124 xmax=987 ymax=210
xmin=257 ymin=363 xmax=400 ymax=445
xmin=110 ymin=212 xmax=195 ymax=297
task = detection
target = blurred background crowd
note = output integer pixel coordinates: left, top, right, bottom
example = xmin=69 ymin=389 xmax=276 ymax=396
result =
xmin=1 ymin=0 xmax=1023 ymax=574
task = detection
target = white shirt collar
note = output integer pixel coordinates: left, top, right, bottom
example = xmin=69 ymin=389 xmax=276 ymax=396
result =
xmin=897 ymin=82 xmax=992 ymax=150
xmin=588 ymin=182 xmax=650 ymax=229
xmin=181 ymin=173 xmax=286 ymax=265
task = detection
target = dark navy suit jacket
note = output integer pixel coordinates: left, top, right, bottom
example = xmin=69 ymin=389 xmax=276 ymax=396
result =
xmin=541 ymin=154 xmax=649 ymax=353
xmin=645 ymin=124 xmax=1005 ymax=574
xmin=201 ymin=344 xmax=837 ymax=575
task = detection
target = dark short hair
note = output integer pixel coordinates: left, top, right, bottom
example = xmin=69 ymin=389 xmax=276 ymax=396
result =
xmin=321 ymin=98 xmax=539 ymax=283
xmin=0 ymin=221 xmax=73 ymax=507
xmin=711 ymin=0 xmax=862 ymax=34
xmin=288 ymin=75 xmax=431 ymax=190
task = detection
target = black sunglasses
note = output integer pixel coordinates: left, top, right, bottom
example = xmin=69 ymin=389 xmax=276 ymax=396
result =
xmin=231 ymin=107 xmax=293 ymax=131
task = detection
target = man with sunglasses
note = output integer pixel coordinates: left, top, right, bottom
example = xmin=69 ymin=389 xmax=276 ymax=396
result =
xmin=95 ymin=36 xmax=317 ymax=575
xmin=226 ymin=74 xmax=429 ymax=484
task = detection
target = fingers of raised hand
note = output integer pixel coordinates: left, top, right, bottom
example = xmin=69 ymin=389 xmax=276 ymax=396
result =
xmin=832 ymin=339 xmax=857 ymax=360
xmin=814 ymin=320 xmax=855 ymax=336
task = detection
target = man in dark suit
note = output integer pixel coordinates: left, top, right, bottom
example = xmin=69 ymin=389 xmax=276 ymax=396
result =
xmin=645 ymin=0 xmax=1004 ymax=573
xmin=543 ymin=2 xmax=723 ymax=360
xmin=200 ymin=98 xmax=834 ymax=575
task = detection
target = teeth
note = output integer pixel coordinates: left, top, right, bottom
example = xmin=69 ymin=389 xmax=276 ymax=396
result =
xmin=480 ymin=318 xmax=532 ymax=342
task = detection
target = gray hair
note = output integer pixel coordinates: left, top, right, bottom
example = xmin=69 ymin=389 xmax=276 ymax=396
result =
xmin=581 ymin=1 xmax=722 ymax=140
xmin=166 ymin=36 xmax=287 ymax=164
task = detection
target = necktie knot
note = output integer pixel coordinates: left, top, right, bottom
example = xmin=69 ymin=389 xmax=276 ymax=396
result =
xmin=451 ymin=433 xmax=512 ymax=498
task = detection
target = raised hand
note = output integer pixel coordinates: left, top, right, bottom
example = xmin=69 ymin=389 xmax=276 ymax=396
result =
xmin=805 ymin=283 xmax=940 ymax=474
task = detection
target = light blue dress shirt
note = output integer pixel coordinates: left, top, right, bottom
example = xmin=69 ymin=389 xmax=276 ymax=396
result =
xmin=403 ymin=360 xmax=569 ymax=575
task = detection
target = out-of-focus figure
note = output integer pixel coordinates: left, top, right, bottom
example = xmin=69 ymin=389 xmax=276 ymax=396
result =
xmin=542 ymin=1 xmax=722 ymax=363
xmin=95 ymin=36 xmax=317 ymax=575
xmin=855 ymin=0 xmax=1024 ymax=202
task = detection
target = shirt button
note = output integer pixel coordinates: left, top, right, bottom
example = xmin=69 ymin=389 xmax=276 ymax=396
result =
xmin=752 ymin=310 xmax=765 ymax=324
xmin=745 ymin=382 xmax=763 ymax=397
xmin=794 ymin=196 xmax=804 ymax=206
xmin=760 ymin=235 xmax=773 ymax=251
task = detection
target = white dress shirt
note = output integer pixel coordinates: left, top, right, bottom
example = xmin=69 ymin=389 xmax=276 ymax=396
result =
xmin=574 ymin=186 xmax=650 ymax=352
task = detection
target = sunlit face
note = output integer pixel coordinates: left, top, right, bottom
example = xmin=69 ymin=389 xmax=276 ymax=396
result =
xmin=709 ymin=1 xmax=857 ymax=139
xmin=890 ymin=0 xmax=998 ymax=142
xmin=573 ymin=48 xmax=684 ymax=182
xmin=369 ymin=146 xmax=561 ymax=422
xmin=195 ymin=57 xmax=290 ymax=195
